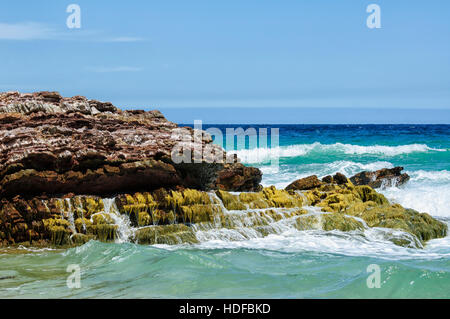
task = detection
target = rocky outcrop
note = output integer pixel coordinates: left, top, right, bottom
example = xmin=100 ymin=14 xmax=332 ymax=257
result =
xmin=286 ymin=172 xmax=349 ymax=191
xmin=332 ymin=172 xmax=348 ymax=185
xmin=349 ymin=167 xmax=410 ymax=189
xmin=0 ymin=91 xmax=262 ymax=197
xmin=0 ymin=91 xmax=445 ymax=250
xmin=320 ymin=173 xmax=349 ymax=185
xmin=285 ymin=175 xmax=322 ymax=191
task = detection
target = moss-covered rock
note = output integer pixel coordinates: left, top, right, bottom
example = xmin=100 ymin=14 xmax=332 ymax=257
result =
xmin=238 ymin=192 xmax=271 ymax=209
xmin=215 ymin=190 xmax=247 ymax=210
xmin=133 ymin=224 xmax=198 ymax=245
xmin=321 ymin=213 xmax=364 ymax=231
xmin=263 ymin=186 xmax=303 ymax=208
xmin=86 ymin=224 xmax=117 ymax=242
xmin=74 ymin=217 xmax=91 ymax=233
xmin=292 ymin=213 xmax=364 ymax=232
xmin=216 ymin=187 xmax=303 ymax=211
xmin=350 ymin=205 xmax=447 ymax=243
xmin=138 ymin=211 xmax=152 ymax=226
xmin=71 ymin=233 xmax=95 ymax=245
xmin=300 ymin=182 xmax=447 ymax=245
xmin=43 ymin=218 xmax=71 ymax=245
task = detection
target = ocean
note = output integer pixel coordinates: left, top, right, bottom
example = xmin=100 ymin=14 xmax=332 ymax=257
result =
xmin=1 ymin=124 xmax=449 ymax=298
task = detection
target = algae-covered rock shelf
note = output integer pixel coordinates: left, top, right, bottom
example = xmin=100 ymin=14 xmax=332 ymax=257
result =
xmin=0 ymin=182 xmax=446 ymax=249
xmin=0 ymin=91 xmax=447 ymax=249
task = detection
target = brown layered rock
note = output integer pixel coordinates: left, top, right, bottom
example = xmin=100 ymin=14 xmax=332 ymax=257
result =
xmin=0 ymin=91 xmax=262 ymax=197
xmin=285 ymin=175 xmax=322 ymax=191
xmin=216 ymin=163 xmax=262 ymax=192
xmin=350 ymin=167 xmax=410 ymax=189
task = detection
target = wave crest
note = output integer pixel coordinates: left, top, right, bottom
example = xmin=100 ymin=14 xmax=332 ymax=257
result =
xmin=231 ymin=142 xmax=445 ymax=163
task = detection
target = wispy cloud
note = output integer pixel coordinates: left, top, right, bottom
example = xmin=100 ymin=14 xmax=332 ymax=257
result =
xmin=105 ymin=36 xmax=144 ymax=43
xmin=0 ymin=22 xmax=56 ymax=40
xmin=86 ymin=66 xmax=142 ymax=73
xmin=0 ymin=22 xmax=144 ymax=42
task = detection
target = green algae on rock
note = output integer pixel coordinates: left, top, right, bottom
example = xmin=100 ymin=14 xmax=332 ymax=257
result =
xmin=0 ymin=182 xmax=447 ymax=248
xmin=133 ymin=224 xmax=198 ymax=245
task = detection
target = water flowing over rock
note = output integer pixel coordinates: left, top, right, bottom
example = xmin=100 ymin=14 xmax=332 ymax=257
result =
xmin=0 ymin=91 xmax=262 ymax=197
xmin=0 ymin=183 xmax=446 ymax=248
xmin=349 ymin=167 xmax=410 ymax=189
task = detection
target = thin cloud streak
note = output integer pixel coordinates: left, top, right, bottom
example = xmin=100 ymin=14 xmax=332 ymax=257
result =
xmin=105 ymin=37 xmax=144 ymax=42
xmin=0 ymin=22 xmax=56 ymax=40
xmin=86 ymin=66 xmax=143 ymax=73
xmin=0 ymin=22 xmax=143 ymax=42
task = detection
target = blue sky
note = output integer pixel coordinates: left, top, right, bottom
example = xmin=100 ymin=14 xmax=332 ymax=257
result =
xmin=0 ymin=0 xmax=449 ymax=123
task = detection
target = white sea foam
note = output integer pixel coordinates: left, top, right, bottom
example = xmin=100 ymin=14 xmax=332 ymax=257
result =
xmin=380 ymin=170 xmax=450 ymax=218
xmin=231 ymin=142 xmax=445 ymax=163
xmin=407 ymin=169 xmax=450 ymax=183
xmin=337 ymin=143 xmax=445 ymax=156
xmin=191 ymin=223 xmax=450 ymax=260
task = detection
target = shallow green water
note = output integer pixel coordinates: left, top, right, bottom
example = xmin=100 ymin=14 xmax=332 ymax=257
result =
xmin=1 ymin=233 xmax=449 ymax=299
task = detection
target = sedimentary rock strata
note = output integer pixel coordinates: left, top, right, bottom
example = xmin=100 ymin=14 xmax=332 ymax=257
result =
xmin=0 ymin=91 xmax=262 ymax=197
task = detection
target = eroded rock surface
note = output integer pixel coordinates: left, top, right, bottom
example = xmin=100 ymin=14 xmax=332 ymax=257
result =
xmin=0 ymin=91 xmax=262 ymax=197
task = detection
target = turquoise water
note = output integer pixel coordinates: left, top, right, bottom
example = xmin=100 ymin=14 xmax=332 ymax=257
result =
xmin=1 ymin=240 xmax=450 ymax=298
xmin=1 ymin=125 xmax=449 ymax=298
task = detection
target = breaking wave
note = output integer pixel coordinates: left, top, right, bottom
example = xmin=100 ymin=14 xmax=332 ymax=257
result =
xmin=231 ymin=143 xmax=446 ymax=163
xmin=380 ymin=170 xmax=450 ymax=218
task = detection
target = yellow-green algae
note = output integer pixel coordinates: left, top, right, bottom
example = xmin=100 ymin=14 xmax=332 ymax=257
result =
xmin=30 ymin=183 xmax=447 ymax=248
xmin=215 ymin=187 xmax=303 ymax=211
xmin=292 ymin=213 xmax=364 ymax=232
xmin=40 ymin=196 xmax=118 ymax=245
xmin=304 ymin=182 xmax=447 ymax=244
xmin=133 ymin=224 xmax=198 ymax=245
xmin=43 ymin=218 xmax=71 ymax=245
xmin=215 ymin=190 xmax=247 ymax=210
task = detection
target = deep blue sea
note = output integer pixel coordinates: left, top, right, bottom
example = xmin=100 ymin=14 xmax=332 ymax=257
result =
xmin=1 ymin=125 xmax=449 ymax=298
